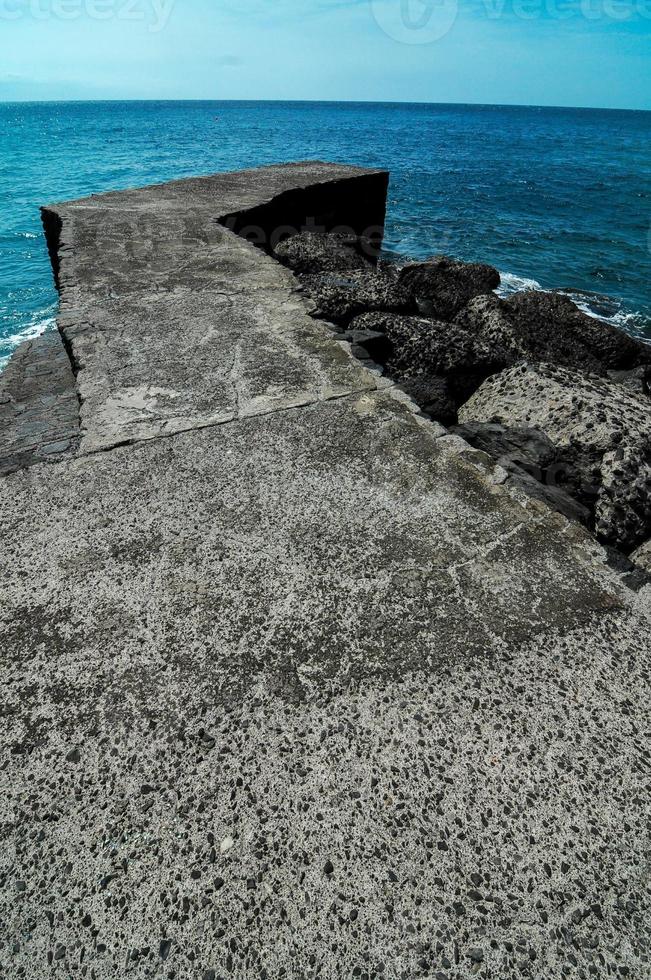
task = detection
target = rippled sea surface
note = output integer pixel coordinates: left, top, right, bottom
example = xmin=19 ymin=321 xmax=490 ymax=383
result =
xmin=1 ymin=100 xmax=650 ymax=367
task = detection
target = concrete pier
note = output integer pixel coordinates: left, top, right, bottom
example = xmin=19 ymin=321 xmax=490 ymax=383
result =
xmin=1 ymin=163 xmax=650 ymax=978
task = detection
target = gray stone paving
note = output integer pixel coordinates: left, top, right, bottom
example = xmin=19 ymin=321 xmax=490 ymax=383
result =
xmin=1 ymin=163 xmax=650 ymax=979
xmin=0 ymin=330 xmax=79 ymax=476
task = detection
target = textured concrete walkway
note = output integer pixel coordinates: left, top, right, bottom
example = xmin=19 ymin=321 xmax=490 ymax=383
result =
xmin=1 ymin=164 xmax=650 ymax=979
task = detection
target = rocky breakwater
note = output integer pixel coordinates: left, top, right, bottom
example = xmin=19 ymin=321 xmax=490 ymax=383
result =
xmin=274 ymin=230 xmax=651 ymax=565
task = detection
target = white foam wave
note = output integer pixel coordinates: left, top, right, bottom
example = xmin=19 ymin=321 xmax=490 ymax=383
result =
xmin=556 ymin=290 xmax=650 ymax=344
xmin=497 ymin=272 xmax=650 ymax=344
xmin=0 ymin=315 xmax=56 ymax=371
xmin=496 ymin=271 xmax=543 ymax=296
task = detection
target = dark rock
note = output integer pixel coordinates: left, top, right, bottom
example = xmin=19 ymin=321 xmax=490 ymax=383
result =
xmin=451 ymin=421 xmax=591 ymax=526
xmin=299 ymin=269 xmax=415 ymax=325
xmin=455 ymin=294 xmax=530 ymax=363
xmin=399 ymin=375 xmax=457 ymax=423
xmin=451 ymin=421 xmax=581 ymax=491
xmin=66 ymin=747 xmax=81 ymax=764
xmin=350 ymin=344 xmax=372 ymax=361
xmin=504 ymin=459 xmax=591 ymax=526
xmin=509 ymin=291 xmax=649 ymax=371
xmin=460 ymin=362 xmax=651 ymax=550
xmin=350 ymin=311 xmax=507 ymax=419
xmin=630 ymin=538 xmax=651 ymax=573
xmin=457 ymin=291 xmax=650 ymax=376
xmin=324 ymin=860 xmax=334 ymax=875
xmin=339 ymin=328 xmax=391 ymax=363
xmin=452 ymin=422 xmax=558 ymax=471
xmin=398 ymin=255 xmax=500 ymax=321
xmin=353 ymin=312 xmax=502 ymax=376
xmin=159 ymin=939 xmax=172 ymax=960
xmin=607 ymin=365 xmax=651 ymax=398
xmin=274 ymin=231 xmax=372 ymax=275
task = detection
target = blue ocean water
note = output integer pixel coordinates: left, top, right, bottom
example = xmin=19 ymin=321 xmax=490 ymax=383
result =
xmin=1 ymin=100 xmax=650 ymax=368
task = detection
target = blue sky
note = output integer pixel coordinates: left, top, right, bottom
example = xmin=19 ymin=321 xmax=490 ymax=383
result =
xmin=0 ymin=0 xmax=649 ymax=109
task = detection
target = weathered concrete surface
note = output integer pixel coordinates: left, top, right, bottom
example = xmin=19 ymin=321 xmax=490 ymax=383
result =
xmin=41 ymin=163 xmax=389 ymax=453
xmin=0 ymin=330 xmax=79 ymax=475
xmin=2 ymin=164 xmax=651 ymax=979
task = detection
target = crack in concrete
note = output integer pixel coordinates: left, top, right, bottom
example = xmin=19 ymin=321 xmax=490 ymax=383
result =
xmin=227 ymin=343 xmax=243 ymax=418
xmin=443 ymin=520 xmax=531 ymax=579
xmin=70 ymin=380 xmax=397 ymax=463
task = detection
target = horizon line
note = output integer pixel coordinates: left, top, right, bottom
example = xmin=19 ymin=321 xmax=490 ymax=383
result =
xmin=0 ymin=97 xmax=649 ymax=114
